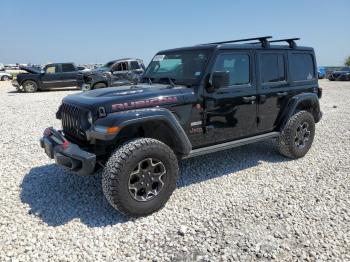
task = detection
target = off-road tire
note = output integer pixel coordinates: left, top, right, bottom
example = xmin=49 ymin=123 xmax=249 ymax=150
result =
xmin=23 ymin=80 xmax=38 ymax=93
xmin=1 ymin=76 xmax=9 ymax=81
xmin=93 ymin=82 xmax=107 ymax=89
xmin=102 ymin=138 xmax=179 ymax=217
xmin=278 ymin=110 xmax=315 ymax=159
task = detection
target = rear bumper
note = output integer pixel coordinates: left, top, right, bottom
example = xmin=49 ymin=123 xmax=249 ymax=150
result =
xmin=40 ymin=127 xmax=96 ymax=175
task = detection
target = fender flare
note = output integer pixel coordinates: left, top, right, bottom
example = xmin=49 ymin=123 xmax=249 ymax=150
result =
xmin=91 ymin=107 xmax=192 ymax=155
xmin=278 ymin=93 xmax=321 ymax=130
xmin=92 ymin=81 xmax=108 ymax=89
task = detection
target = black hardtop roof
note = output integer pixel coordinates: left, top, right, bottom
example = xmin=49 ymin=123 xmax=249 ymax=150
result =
xmin=158 ymin=44 xmax=314 ymax=54
xmin=157 ymin=36 xmax=314 ymax=54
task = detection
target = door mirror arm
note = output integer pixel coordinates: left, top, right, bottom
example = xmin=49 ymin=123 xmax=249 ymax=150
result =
xmin=207 ymin=71 xmax=230 ymax=92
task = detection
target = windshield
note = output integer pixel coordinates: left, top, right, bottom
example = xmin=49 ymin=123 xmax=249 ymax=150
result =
xmin=340 ymin=67 xmax=350 ymax=71
xmin=143 ymin=50 xmax=211 ymax=86
xmin=96 ymin=60 xmax=117 ymax=71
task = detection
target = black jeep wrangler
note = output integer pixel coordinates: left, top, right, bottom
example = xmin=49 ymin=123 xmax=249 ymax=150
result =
xmin=77 ymin=58 xmax=145 ymax=90
xmin=40 ymin=36 xmax=322 ymax=217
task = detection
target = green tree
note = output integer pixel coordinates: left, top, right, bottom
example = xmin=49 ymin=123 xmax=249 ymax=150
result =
xmin=345 ymin=56 xmax=350 ymax=67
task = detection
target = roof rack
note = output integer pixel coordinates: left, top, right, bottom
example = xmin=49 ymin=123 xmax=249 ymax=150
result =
xmin=269 ymin=38 xmax=300 ymax=48
xmin=200 ymin=36 xmax=272 ymax=48
xmin=249 ymin=37 xmax=300 ymax=48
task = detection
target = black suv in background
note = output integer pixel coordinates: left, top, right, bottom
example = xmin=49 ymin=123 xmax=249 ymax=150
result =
xmin=328 ymin=67 xmax=350 ymax=81
xmin=13 ymin=63 xmax=81 ymax=92
xmin=40 ymin=36 xmax=322 ymax=217
xmin=77 ymin=58 xmax=145 ymax=90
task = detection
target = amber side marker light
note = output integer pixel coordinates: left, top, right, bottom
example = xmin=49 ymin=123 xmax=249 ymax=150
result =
xmin=94 ymin=126 xmax=121 ymax=134
xmin=106 ymin=126 xmax=120 ymax=134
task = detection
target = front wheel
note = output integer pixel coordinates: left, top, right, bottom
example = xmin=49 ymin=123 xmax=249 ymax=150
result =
xmin=93 ymin=82 xmax=107 ymax=89
xmin=1 ymin=76 xmax=10 ymax=81
xmin=278 ymin=111 xmax=315 ymax=159
xmin=23 ymin=80 xmax=38 ymax=92
xmin=102 ymin=138 xmax=179 ymax=217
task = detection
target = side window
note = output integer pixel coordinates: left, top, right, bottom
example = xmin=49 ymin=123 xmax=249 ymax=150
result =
xmin=123 ymin=62 xmax=128 ymax=71
xmin=260 ymin=54 xmax=285 ymax=83
xmin=130 ymin=61 xmax=140 ymax=70
xmin=290 ymin=53 xmax=315 ymax=81
xmin=111 ymin=62 xmax=128 ymax=72
xmin=61 ymin=63 xmax=76 ymax=72
xmin=213 ymin=53 xmax=250 ymax=86
xmin=45 ymin=65 xmax=56 ymax=74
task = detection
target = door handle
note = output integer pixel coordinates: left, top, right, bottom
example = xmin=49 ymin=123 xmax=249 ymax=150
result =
xmin=243 ymin=96 xmax=256 ymax=102
xmin=277 ymin=92 xmax=288 ymax=97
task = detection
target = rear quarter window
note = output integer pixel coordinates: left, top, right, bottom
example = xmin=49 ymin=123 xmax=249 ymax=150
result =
xmin=290 ymin=53 xmax=315 ymax=81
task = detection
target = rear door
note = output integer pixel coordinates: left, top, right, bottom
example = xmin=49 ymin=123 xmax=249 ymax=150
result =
xmin=41 ymin=64 xmax=62 ymax=88
xmin=204 ymin=51 xmax=258 ymax=143
xmin=60 ymin=63 xmax=78 ymax=87
xmin=256 ymin=50 xmax=290 ymax=132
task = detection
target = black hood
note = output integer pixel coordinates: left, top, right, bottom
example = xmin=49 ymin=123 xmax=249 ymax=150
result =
xmin=63 ymin=84 xmax=191 ymax=115
xmin=19 ymin=65 xmax=41 ymax=74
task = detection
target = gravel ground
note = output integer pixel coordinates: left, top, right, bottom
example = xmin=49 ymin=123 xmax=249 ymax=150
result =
xmin=0 ymin=80 xmax=349 ymax=261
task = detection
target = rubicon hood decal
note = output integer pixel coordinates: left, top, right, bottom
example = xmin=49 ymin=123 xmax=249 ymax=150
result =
xmin=111 ymin=96 xmax=178 ymax=112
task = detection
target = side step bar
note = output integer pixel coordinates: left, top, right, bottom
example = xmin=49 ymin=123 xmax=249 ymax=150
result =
xmin=183 ymin=132 xmax=280 ymax=159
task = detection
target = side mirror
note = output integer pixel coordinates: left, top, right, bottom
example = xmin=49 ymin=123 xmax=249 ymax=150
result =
xmin=211 ymin=71 xmax=229 ymax=90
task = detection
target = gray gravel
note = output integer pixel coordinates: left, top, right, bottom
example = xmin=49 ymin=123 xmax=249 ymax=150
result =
xmin=0 ymin=80 xmax=349 ymax=261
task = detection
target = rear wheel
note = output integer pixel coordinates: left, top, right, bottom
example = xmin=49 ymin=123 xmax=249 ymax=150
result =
xmin=23 ymin=80 xmax=38 ymax=93
xmin=1 ymin=76 xmax=9 ymax=81
xmin=278 ymin=111 xmax=315 ymax=159
xmin=102 ymin=138 xmax=179 ymax=217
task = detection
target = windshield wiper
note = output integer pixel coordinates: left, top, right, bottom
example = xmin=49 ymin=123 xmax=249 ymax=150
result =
xmin=168 ymin=77 xmax=175 ymax=88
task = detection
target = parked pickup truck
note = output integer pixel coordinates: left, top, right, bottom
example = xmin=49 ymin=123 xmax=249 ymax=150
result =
xmin=77 ymin=58 xmax=145 ymax=90
xmin=13 ymin=63 xmax=82 ymax=92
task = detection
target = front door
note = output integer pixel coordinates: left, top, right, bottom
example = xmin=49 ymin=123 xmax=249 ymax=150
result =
xmin=41 ymin=64 xmax=62 ymax=88
xmin=111 ymin=61 xmax=130 ymax=86
xmin=204 ymin=51 xmax=258 ymax=143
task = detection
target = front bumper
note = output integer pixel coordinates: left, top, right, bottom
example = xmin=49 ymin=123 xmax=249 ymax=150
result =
xmin=12 ymin=79 xmax=23 ymax=91
xmin=78 ymin=83 xmax=91 ymax=91
xmin=40 ymin=127 xmax=96 ymax=175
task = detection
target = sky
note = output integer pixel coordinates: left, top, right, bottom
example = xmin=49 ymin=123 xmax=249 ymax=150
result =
xmin=1 ymin=0 xmax=349 ymax=66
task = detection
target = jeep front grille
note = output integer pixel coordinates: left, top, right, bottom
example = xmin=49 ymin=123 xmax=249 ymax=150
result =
xmin=61 ymin=103 xmax=87 ymax=142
